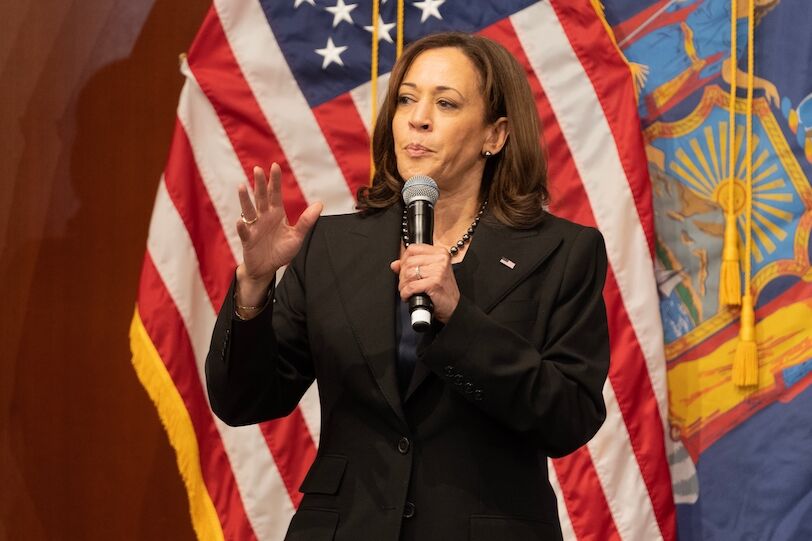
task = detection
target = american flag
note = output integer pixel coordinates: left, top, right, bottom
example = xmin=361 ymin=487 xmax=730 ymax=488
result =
xmin=129 ymin=0 xmax=677 ymax=539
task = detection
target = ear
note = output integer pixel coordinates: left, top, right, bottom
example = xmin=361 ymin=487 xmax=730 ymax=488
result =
xmin=483 ymin=117 xmax=509 ymax=155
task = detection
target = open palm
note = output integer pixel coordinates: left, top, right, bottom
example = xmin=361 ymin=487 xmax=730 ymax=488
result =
xmin=236 ymin=163 xmax=322 ymax=294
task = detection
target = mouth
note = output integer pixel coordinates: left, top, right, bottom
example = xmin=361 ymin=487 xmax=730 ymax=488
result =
xmin=404 ymin=143 xmax=433 ymax=157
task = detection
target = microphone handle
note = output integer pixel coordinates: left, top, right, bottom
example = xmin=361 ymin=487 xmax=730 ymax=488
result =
xmin=407 ymin=200 xmax=434 ymax=332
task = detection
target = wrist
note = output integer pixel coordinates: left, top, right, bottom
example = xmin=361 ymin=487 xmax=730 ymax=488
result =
xmin=236 ymin=265 xmax=275 ymax=307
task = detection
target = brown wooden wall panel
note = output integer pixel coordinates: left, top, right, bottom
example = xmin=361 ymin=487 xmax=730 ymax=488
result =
xmin=1 ymin=0 xmax=211 ymax=539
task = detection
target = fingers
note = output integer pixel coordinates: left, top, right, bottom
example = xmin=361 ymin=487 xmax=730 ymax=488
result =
xmin=403 ymin=243 xmax=447 ymax=257
xmin=251 ymin=162 xmax=281 ymax=214
xmin=269 ymin=163 xmax=283 ymax=209
xmin=254 ymin=166 xmax=269 ymax=212
xmin=238 ymin=184 xmax=257 ymax=221
xmin=396 ymin=260 xmax=442 ymax=298
xmin=398 ymin=277 xmax=434 ymax=302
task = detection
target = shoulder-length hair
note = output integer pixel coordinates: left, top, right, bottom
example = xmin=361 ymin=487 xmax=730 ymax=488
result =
xmin=356 ymin=32 xmax=549 ymax=229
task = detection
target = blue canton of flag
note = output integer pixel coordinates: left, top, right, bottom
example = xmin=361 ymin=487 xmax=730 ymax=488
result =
xmin=260 ymin=0 xmax=536 ymax=107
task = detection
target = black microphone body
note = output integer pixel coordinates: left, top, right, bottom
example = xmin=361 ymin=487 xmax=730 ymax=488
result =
xmin=401 ymin=175 xmax=440 ymax=332
xmin=406 ymin=199 xmax=434 ymax=332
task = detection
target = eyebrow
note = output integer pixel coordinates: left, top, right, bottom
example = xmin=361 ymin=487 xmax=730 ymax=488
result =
xmin=400 ymin=82 xmax=465 ymax=101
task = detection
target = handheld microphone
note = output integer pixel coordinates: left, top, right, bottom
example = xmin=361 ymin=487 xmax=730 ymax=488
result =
xmin=401 ymin=175 xmax=439 ymax=332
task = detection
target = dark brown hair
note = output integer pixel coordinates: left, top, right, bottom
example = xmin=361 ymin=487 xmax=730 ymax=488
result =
xmin=356 ymin=32 xmax=548 ymax=228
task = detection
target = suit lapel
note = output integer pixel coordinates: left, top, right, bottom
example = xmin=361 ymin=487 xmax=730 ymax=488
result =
xmin=324 ymin=205 xmax=407 ymax=426
xmin=465 ymin=216 xmax=563 ymax=313
xmin=403 ymin=214 xmax=563 ymax=402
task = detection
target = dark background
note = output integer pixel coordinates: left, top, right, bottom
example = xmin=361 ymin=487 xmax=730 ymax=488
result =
xmin=1 ymin=1 xmax=210 ymax=538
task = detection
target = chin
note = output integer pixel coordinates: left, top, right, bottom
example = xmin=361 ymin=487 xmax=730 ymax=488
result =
xmin=397 ymin=160 xmax=438 ymax=183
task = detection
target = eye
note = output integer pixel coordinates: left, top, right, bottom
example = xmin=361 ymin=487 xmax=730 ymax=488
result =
xmin=437 ymin=99 xmax=457 ymax=109
xmin=397 ymin=94 xmax=414 ymax=105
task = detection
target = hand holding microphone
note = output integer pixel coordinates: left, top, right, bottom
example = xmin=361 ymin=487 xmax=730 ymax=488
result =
xmin=390 ymin=175 xmax=461 ymax=331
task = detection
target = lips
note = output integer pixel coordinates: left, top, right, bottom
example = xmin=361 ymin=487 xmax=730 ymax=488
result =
xmin=405 ymin=143 xmax=433 ymax=157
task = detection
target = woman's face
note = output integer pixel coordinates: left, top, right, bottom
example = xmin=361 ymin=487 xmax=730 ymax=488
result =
xmin=392 ymin=47 xmax=504 ymax=193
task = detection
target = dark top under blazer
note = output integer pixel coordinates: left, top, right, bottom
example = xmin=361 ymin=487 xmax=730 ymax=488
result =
xmin=205 ymin=205 xmax=610 ymax=541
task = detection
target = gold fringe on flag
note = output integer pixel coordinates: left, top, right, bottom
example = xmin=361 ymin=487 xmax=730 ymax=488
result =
xmin=129 ymin=308 xmax=225 ymax=541
xmin=719 ymin=0 xmax=741 ymax=307
xmin=733 ymin=0 xmax=759 ymax=387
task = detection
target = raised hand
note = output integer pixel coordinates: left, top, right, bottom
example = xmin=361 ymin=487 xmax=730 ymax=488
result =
xmin=235 ymin=163 xmax=322 ymax=310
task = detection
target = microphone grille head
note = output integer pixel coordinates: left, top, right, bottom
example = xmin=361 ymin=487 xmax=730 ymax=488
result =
xmin=402 ymin=175 xmax=439 ymax=205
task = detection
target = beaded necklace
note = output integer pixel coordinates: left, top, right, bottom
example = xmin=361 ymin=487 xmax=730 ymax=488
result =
xmin=401 ymin=199 xmax=487 ymax=256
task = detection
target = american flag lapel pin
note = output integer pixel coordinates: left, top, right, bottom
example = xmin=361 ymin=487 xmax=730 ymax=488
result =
xmin=499 ymin=257 xmax=516 ymax=269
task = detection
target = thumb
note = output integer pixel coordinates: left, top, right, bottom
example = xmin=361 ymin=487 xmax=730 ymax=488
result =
xmin=390 ymin=260 xmax=401 ymax=273
xmin=293 ymin=202 xmax=323 ymax=235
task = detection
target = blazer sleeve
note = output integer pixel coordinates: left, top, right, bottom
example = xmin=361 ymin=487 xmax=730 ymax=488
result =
xmin=421 ymin=226 xmax=610 ymax=457
xmin=204 ymin=229 xmax=316 ymax=427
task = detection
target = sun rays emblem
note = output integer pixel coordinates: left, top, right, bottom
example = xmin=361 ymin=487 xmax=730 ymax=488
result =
xmin=666 ymin=121 xmax=794 ymax=263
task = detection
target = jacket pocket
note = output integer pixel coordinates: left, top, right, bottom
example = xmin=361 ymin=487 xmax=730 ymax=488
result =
xmin=284 ymin=508 xmax=339 ymax=541
xmin=470 ymin=514 xmax=562 ymax=541
xmin=299 ymin=454 xmax=347 ymax=495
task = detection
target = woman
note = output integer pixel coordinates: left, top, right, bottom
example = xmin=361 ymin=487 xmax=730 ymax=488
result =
xmin=206 ymin=32 xmax=609 ymax=541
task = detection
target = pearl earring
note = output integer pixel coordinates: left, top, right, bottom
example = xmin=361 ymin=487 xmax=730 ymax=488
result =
xmin=483 ymin=150 xmax=493 ymax=158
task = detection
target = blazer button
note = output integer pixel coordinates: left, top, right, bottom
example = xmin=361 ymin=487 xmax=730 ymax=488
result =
xmin=474 ymin=389 xmax=483 ymax=401
xmin=397 ymin=437 xmax=410 ymax=454
xmin=403 ymin=501 xmax=415 ymax=518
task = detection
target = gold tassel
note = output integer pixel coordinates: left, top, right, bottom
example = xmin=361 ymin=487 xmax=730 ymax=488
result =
xmin=719 ymin=0 xmax=740 ymax=308
xmin=733 ymin=0 xmax=758 ymax=389
xmin=733 ymin=294 xmax=758 ymax=386
xmin=719 ymin=213 xmax=741 ymax=306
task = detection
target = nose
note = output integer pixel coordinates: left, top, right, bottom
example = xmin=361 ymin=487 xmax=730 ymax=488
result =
xmin=408 ymin=99 xmax=432 ymax=132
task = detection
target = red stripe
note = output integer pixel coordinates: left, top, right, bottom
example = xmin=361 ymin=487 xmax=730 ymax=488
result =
xmin=528 ymin=31 xmax=677 ymax=541
xmin=481 ymin=20 xmax=623 ymax=539
xmin=164 ymin=119 xmax=235 ymax=310
xmin=183 ymin=9 xmax=321 ymax=506
xmin=537 ymin=4 xmax=678 ymax=537
xmin=604 ymin=269 xmax=677 ymax=541
xmin=137 ymin=254 xmax=258 ymax=541
xmin=486 ymin=19 xmax=677 ymax=541
xmin=259 ymin=414 xmax=318 ymax=508
xmin=312 ymin=93 xmax=371 ymax=199
xmin=186 ymin=7 xmax=308 ymax=222
xmin=553 ymin=449 xmax=622 ymax=541
xmin=549 ymin=0 xmax=656 ymax=258
xmin=163 ymin=115 xmax=319 ymax=507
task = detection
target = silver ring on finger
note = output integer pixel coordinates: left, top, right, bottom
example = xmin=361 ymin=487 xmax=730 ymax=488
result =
xmin=414 ymin=265 xmax=423 ymax=280
xmin=241 ymin=212 xmax=258 ymax=225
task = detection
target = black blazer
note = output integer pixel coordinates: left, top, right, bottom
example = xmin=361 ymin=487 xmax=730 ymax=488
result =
xmin=206 ymin=205 xmax=610 ymax=541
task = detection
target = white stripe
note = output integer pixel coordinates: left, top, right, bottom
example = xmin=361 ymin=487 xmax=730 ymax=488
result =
xmin=177 ymin=63 xmax=323 ymax=446
xmin=147 ymin=180 xmax=294 ymax=541
xmin=349 ymin=73 xmax=391 ymax=134
xmin=177 ymin=65 xmax=244 ymax=262
xmin=587 ymin=385 xmax=662 ymax=541
xmin=213 ymin=0 xmax=356 ymax=216
xmin=299 ymin=382 xmax=321 ymax=445
xmin=513 ymin=0 xmax=669 ymax=430
xmin=548 ymin=466 xmax=577 ymax=541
